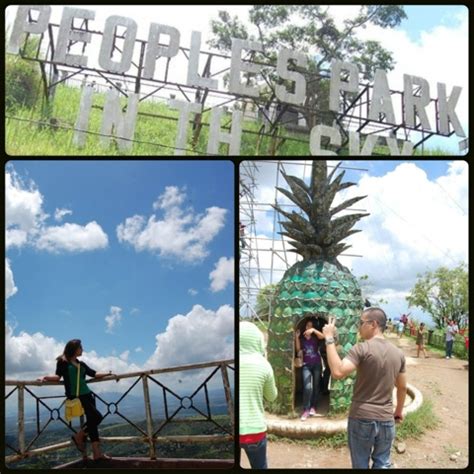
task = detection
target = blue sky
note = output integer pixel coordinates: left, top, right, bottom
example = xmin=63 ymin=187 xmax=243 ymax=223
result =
xmin=241 ymin=160 xmax=468 ymax=327
xmin=399 ymin=5 xmax=467 ymax=42
xmin=6 ymin=160 xmax=235 ymax=381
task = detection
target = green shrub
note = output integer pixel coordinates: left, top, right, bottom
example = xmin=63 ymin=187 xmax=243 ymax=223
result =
xmin=5 ymin=54 xmax=41 ymax=109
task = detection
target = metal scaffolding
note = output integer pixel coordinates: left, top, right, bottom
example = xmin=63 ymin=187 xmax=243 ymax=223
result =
xmin=239 ymin=160 xmax=368 ymax=322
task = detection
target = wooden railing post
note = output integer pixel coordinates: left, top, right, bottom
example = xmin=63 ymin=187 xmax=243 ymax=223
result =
xmin=18 ymin=385 xmax=25 ymax=456
xmin=141 ymin=375 xmax=156 ymax=459
xmin=220 ymin=363 xmax=234 ymax=432
xmin=6 ymin=359 xmax=234 ymax=465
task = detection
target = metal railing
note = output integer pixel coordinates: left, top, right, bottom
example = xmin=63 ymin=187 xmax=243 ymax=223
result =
xmin=5 ymin=359 xmax=234 ymax=464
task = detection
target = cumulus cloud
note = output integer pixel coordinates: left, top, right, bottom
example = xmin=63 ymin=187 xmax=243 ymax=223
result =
xmin=145 ymin=304 xmax=234 ymax=369
xmin=209 ymin=257 xmax=235 ymax=292
xmin=36 ymin=222 xmax=109 ymax=253
xmin=117 ymin=186 xmax=227 ymax=263
xmin=105 ymin=306 xmax=123 ymax=333
xmin=341 ymin=162 xmax=468 ymax=290
xmin=5 ymin=258 xmax=18 ymax=300
xmin=5 ymin=322 xmax=141 ymax=391
xmin=5 ymin=321 xmax=64 ymax=378
xmin=130 ymin=308 xmax=140 ymax=316
xmin=153 ymin=185 xmax=186 ymax=210
xmin=119 ymin=350 xmax=130 ymax=361
xmin=54 ymin=208 xmax=73 ymax=222
xmin=243 ymin=160 xmax=468 ymax=323
xmin=6 ymin=168 xmax=46 ymax=249
xmin=6 ymin=167 xmax=108 ymax=253
xmin=356 ymin=13 xmax=468 ymax=137
xmin=188 ymin=288 xmax=198 ymax=296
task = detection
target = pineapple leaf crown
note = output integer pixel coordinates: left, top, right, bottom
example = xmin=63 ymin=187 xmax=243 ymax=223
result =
xmin=272 ymin=161 xmax=369 ymax=263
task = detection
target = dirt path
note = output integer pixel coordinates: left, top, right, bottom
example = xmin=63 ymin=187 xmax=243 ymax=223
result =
xmin=241 ymin=334 xmax=469 ymax=469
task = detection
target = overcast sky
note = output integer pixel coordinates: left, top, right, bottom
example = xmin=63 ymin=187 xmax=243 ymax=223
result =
xmin=5 ymin=5 xmax=468 ymax=154
xmin=240 ymin=160 xmax=468 ymax=327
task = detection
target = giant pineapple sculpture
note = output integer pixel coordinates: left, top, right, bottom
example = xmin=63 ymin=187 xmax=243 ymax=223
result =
xmin=267 ymin=160 xmax=369 ymax=415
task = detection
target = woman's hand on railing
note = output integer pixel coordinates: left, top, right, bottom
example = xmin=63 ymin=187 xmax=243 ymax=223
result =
xmin=94 ymin=371 xmax=119 ymax=380
xmin=36 ymin=375 xmax=60 ymax=384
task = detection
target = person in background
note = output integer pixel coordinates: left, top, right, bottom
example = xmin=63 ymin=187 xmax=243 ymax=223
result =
xmin=416 ymin=323 xmax=428 ymax=358
xmin=322 ymin=308 xmax=407 ymax=469
xmin=445 ymin=319 xmax=459 ymax=359
xmin=239 ymin=222 xmax=247 ymax=249
xmin=397 ymin=320 xmax=404 ymax=338
xmin=400 ymin=314 xmax=408 ymax=334
xmin=240 ymin=322 xmax=277 ymax=469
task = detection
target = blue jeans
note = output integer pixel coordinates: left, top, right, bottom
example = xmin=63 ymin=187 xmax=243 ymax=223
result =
xmin=302 ymin=363 xmax=322 ymax=410
xmin=446 ymin=339 xmax=454 ymax=357
xmin=241 ymin=437 xmax=267 ymax=469
xmin=348 ymin=418 xmax=395 ymax=469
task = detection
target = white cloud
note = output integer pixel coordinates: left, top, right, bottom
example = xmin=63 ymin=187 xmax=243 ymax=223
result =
xmin=145 ymin=304 xmax=234 ymax=369
xmin=119 ymin=350 xmax=130 ymax=361
xmin=36 ymin=221 xmax=109 ymax=253
xmin=6 ymin=229 xmax=29 ymax=249
xmin=153 ymin=185 xmax=186 ymax=210
xmin=243 ymin=160 xmax=468 ymax=324
xmin=5 ymin=259 xmax=18 ymax=300
xmin=209 ymin=257 xmax=235 ymax=292
xmin=5 ymin=169 xmax=46 ymax=248
xmin=117 ymin=187 xmax=227 ymax=263
xmin=105 ymin=306 xmax=122 ymax=333
xmin=342 ymin=162 xmax=468 ymax=289
xmin=135 ymin=346 xmax=143 ymax=352
xmin=6 ymin=167 xmax=109 ymax=253
xmin=354 ymin=9 xmax=468 ymax=147
xmin=130 ymin=308 xmax=140 ymax=316
xmin=188 ymin=288 xmax=198 ymax=296
xmin=5 ymin=322 xmax=140 ymax=392
xmin=54 ymin=208 xmax=73 ymax=222
xmin=5 ymin=321 xmax=65 ymax=377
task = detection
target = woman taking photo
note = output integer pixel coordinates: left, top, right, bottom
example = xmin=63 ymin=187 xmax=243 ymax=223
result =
xmin=295 ymin=319 xmax=324 ymax=421
xmin=38 ymin=339 xmax=114 ymax=461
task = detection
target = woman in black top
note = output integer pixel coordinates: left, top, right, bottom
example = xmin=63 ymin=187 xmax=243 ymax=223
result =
xmin=39 ymin=339 xmax=115 ymax=461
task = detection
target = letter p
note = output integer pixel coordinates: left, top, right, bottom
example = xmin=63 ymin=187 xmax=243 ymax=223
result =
xmin=7 ymin=6 xmax=52 ymax=54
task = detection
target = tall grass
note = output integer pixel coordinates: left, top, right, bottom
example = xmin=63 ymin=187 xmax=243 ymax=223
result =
xmin=395 ymin=399 xmax=439 ymax=441
xmin=5 ymin=84 xmax=457 ymax=156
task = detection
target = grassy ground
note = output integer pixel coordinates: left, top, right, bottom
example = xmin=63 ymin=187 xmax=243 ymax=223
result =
xmin=6 ymin=84 xmax=456 ymax=156
xmin=395 ymin=399 xmax=439 ymax=441
xmin=267 ymin=399 xmax=439 ymax=450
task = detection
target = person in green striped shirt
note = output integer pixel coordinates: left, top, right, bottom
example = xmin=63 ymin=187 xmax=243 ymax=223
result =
xmin=240 ymin=321 xmax=277 ymax=469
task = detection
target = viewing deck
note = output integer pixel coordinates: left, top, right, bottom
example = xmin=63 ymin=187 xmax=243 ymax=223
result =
xmin=5 ymin=359 xmax=234 ymax=468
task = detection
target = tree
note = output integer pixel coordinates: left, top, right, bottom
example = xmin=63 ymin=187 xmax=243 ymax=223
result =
xmin=406 ymin=263 xmax=468 ymax=329
xmin=208 ymin=6 xmax=407 ymax=130
xmin=255 ymin=284 xmax=278 ymax=321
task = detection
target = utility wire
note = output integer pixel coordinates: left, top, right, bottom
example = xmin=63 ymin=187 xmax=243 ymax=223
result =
xmin=5 ymin=115 xmax=220 ymax=157
xmin=435 ymin=181 xmax=467 ymax=216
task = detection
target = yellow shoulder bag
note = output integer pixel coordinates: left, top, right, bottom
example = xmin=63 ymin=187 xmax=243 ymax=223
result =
xmin=65 ymin=362 xmax=85 ymax=421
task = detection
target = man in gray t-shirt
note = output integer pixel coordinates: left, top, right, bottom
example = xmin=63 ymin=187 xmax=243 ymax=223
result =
xmin=322 ymin=308 xmax=407 ymax=469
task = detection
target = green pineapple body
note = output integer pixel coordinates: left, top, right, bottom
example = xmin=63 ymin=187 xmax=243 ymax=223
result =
xmin=268 ymin=259 xmax=364 ymax=415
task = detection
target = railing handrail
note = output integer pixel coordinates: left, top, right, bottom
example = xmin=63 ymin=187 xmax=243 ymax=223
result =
xmin=6 ymin=358 xmax=235 ymax=386
xmin=5 ymin=359 xmax=235 ymax=466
